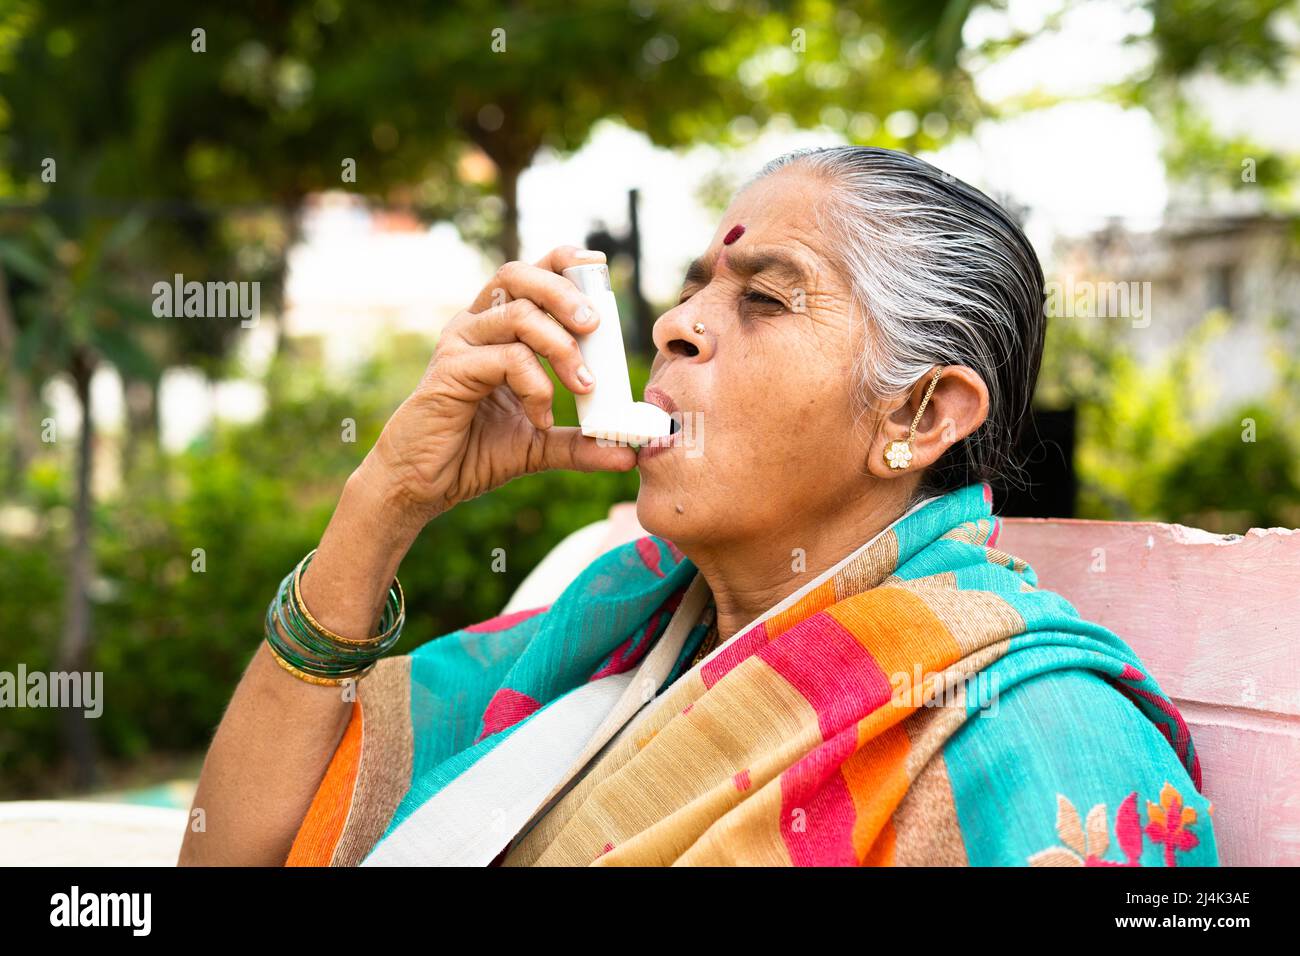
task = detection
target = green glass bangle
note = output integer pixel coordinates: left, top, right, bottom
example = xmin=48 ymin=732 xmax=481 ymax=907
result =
xmin=267 ymin=574 xmax=397 ymax=674
xmin=273 ymin=576 xmax=398 ymax=665
xmin=262 ymin=552 xmax=406 ymax=680
xmin=265 ymin=641 xmax=374 ymax=686
xmin=264 ymin=581 xmax=370 ymax=677
xmin=265 ymin=605 xmax=374 ymax=678
xmin=287 ymin=550 xmax=405 ymax=658
xmin=293 ymin=549 xmax=405 ymax=647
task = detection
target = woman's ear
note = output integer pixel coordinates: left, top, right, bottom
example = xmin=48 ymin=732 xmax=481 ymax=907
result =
xmin=866 ymin=366 xmax=990 ymax=479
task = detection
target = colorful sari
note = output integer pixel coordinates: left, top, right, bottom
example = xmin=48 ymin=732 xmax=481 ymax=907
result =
xmin=287 ymin=482 xmax=1217 ymax=867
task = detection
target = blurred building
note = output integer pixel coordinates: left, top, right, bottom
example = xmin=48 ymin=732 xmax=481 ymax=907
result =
xmin=1052 ymin=213 xmax=1300 ymax=417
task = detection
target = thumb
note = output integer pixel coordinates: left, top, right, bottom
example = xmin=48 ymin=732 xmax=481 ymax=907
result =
xmin=539 ymin=426 xmax=638 ymax=473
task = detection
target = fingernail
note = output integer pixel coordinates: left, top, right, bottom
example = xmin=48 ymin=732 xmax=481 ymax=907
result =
xmin=574 ymin=249 xmax=605 ymax=260
xmin=544 ymin=409 xmax=554 ymax=428
xmin=575 ymin=304 xmax=597 ymax=326
xmin=576 ymin=365 xmax=595 ymax=388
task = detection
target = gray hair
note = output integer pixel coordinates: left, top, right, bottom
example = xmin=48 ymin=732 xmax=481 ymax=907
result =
xmin=749 ymin=145 xmax=1045 ymax=499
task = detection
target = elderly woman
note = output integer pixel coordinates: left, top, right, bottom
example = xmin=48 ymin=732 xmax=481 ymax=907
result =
xmin=180 ymin=146 xmax=1216 ymax=867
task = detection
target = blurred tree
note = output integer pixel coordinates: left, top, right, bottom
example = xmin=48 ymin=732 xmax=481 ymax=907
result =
xmin=0 ymin=215 xmax=157 ymax=787
xmin=0 ymin=0 xmax=988 ymax=789
xmin=156 ymin=0 xmax=981 ymax=259
xmin=3 ymin=0 xmax=982 ymax=255
xmin=0 ymin=257 xmax=38 ymax=488
xmin=1145 ymin=0 xmax=1297 ymax=79
xmin=972 ymin=0 xmax=1300 ymax=201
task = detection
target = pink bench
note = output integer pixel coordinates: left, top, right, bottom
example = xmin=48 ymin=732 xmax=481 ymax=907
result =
xmin=549 ymin=505 xmax=1299 ymax=866
xmin=998 ymin=518 xmax=1300 ymax=866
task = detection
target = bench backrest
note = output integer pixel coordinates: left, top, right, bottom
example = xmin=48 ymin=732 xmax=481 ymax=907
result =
xmin=998 ymin=518 xmax=1300 ymax=866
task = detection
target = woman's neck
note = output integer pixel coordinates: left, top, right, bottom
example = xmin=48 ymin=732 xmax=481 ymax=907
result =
xmin=684 ymin=483 xmax=915 ymax=643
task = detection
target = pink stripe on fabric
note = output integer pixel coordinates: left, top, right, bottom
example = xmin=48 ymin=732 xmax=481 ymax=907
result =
xmin=1112 ymin=672 xmax=1199 ymax=790
xmin=465 ymin=605 xmax=549 ymax=633
xmin=589 ymin=586 xmax=685 ymax=682
xmin=475 ymin=687 xmax=541 ymax=741
xmin=779 ymin=725 xmax=859 ymax=866
xmin=699 ymin=622 xmax=770 ymax=689
xmin=636 ymin=537 xmax=665 ymax=577
xmin=589 ymin=609 xmax=662 ymax=681
xmin=758 ymin=613 xmax=894 ymax=740
xmin=1129 ymin=686 xmax=1193 ymax=760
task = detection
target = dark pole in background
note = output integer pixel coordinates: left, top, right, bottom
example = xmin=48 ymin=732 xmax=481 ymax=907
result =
xmin=583 ymin=188 xmax=651 ymax=353
xmin=627 ymin=188 xmax=650 ymax=351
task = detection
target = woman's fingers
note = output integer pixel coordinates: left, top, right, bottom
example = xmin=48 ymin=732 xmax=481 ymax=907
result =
xmin=531 ymin=244 xmax=605 ymax=274
xmin=467 ymin=246 xmax=606 ymax=336
xmin=537 ymin=426 xmax=638 ymax=474
xmin=440 ymin=342 xmax=556 ymax=430
xmin=460 ymin=298 xmax=594 ymax=395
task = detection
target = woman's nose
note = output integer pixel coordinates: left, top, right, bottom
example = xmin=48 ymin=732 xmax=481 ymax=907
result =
xmin=651 ymin=301 xmax=715 ymax=363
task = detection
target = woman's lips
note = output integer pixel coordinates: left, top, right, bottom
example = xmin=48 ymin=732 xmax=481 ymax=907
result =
xmin=639 ymin=386 xmax=683 ymax=462
xmin=643 ymin=385 xmax=677 ymax=416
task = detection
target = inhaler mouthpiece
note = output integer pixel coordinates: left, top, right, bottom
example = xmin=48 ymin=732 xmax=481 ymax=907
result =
xmin=561 ymin=263 xmax=672 ymax=445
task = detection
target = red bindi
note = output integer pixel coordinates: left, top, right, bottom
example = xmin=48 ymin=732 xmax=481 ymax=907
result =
xmin=723 ymin=224 xmax=745 ymax=245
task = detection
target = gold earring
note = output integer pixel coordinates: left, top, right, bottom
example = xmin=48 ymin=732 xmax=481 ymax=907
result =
xmin=693 ymin=322 xmax=706 ymax=335
xmin=884 ymin=368 xmax=943 ymax=470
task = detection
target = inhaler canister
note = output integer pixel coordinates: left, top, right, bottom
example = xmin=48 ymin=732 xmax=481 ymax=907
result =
xmin=561 ymin=263 xmax=672 ymax=445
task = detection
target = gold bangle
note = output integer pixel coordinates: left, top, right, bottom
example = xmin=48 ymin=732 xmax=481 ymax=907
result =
xmin=291 ymin=548 xmax=405 ymax=647
xmin=264 ymin=640 xmax=373 ymax=687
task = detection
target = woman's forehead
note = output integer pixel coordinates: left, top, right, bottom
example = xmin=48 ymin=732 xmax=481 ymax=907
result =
xmin=713 ymin=170 xmax=836 ymax=266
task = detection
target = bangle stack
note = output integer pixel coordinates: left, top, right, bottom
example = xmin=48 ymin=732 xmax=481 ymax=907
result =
xmin=263 ymin=548 xmax=405 ymax=686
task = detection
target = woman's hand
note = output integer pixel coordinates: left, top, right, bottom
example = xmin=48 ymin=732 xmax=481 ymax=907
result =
xmin=180 ymin=246 xmax=641 ymax=866
xmin=363 ymin=244 xmax=637 ymax=528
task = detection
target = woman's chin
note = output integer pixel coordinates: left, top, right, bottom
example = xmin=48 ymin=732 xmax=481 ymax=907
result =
xmin=634 ymin=486 xmax=694 ymax=543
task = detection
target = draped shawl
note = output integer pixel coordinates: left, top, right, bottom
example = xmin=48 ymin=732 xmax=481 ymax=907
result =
xmin=286 ymin=483 xmax=1217 ymax=867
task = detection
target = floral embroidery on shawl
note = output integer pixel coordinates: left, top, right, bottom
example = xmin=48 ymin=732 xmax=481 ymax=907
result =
xmin=1028 ymin=783 xmax=1204 ymax=867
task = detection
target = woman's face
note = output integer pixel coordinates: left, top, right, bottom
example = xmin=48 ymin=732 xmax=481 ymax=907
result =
xmin=636 ymin=167 xmax=887 ymax=548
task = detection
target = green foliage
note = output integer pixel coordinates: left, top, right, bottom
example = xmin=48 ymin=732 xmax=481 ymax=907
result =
xmin=0 ymin=342 xmax=648 ymax=795
xmin=1159 ymin=403 xmax=1300 ymax=529
xmin=0 ymin=215 xmax=159 ymax=380
xmin=1146 ymin=0 xmax=1298 ymax=80
xmin=1039 ymin=307 xmax=1300 ymax=528
xmin=1162 ymin=100 xmax=1299 ymax=205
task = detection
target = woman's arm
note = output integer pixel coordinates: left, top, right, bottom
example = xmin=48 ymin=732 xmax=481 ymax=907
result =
xmin=177 ymin=462 xmax=421 ymax=866
xmin=178 ymin=245 xmax=635 ymax=866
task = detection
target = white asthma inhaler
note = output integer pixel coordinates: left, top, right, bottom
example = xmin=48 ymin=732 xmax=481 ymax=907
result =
xmin=561 ymin=262 xmax=672 ymax=445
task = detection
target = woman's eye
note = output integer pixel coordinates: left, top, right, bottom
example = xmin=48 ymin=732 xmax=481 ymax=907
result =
xmin=743 ymin=290 xmax=783 ymax=308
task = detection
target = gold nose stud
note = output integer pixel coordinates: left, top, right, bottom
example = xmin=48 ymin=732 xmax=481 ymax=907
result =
xmin=693 ymin=322 xmax=706 ymax=334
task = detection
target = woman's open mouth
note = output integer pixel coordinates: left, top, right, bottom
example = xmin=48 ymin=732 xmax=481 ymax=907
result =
xmin=639 ymin=386 xmax=684 ymax=462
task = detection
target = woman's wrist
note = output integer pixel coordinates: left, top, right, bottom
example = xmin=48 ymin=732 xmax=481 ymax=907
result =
xmin=296 ymin=461 xmax=425 ymax=642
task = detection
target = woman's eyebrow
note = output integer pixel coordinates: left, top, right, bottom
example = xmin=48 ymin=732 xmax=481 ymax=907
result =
xmin=682 ymin=248 xmax=812 ymax=289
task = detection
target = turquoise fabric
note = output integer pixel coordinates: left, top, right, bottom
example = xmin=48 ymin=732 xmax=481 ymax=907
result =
xmin=946 ymin=668 xmax=1218 ymax=866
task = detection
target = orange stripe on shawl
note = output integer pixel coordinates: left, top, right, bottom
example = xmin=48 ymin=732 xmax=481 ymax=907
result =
xmin=766 ymin=579 xmax=837 ymax=638
xmin=286 ymin=700 xmax=363 ymax=866
xmin=826 ymin=588 xmax=961 ymax=863
xmin=842 ymin=721 xmax=911 ymax=863
xmin=826 ymin=587 xmax=961 ymax=691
